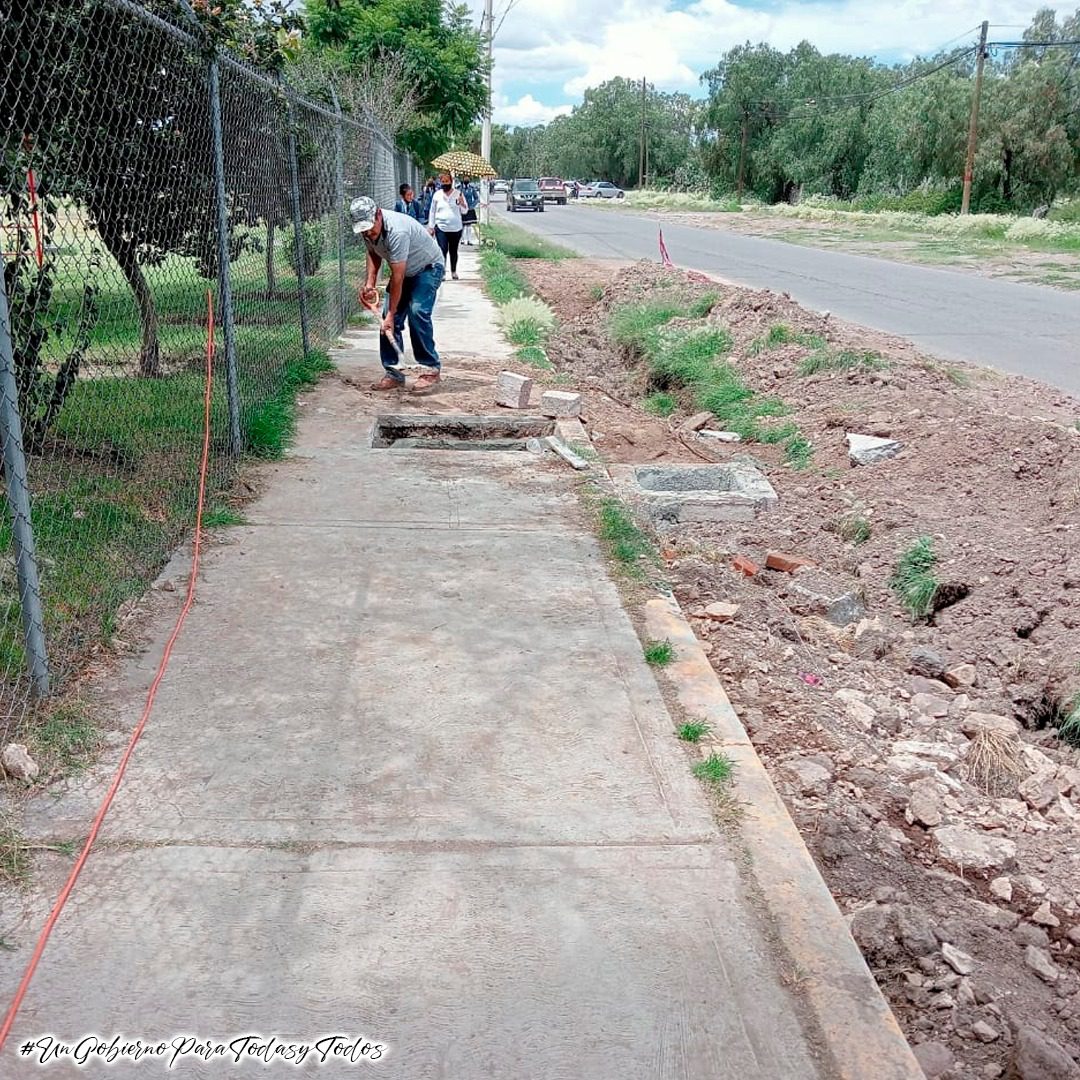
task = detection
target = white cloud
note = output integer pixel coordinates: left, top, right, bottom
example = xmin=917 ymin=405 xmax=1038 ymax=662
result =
xmin=493 ymin=93 xmax=574 ymax=126
xmin=468 ymin=0 xmax=1050 ymax=107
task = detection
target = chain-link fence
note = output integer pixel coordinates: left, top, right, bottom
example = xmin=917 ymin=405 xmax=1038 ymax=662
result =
xmin=1 ymin=0 xmax=417 ymax=740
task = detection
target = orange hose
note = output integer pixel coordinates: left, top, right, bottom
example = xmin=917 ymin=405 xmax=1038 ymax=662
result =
xmin=0 ymin=289 xmax=217 ymax=1055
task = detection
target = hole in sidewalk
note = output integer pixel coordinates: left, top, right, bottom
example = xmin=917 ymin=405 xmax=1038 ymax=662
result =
xmin=372 ymin=414 xmax=555 ymax=451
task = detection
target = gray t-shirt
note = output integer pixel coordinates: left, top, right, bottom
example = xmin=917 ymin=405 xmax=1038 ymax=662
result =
xmin=365 ymin=209 xmax=442 ymax=277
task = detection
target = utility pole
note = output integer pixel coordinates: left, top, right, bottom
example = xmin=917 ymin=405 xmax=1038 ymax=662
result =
xmin=736 ymin=117 xmax=748 ymax=198
xmin=480 ymin=0 xmax=493 ymax=225
xmin=639 ymin=76 xmax=647 ymax=189
xmin=961 ymin=20 xmax=989 ymax=215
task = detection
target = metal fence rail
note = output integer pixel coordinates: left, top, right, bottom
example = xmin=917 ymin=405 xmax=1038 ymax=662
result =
xmin=0 ymin=0 xmax=416 ymax=739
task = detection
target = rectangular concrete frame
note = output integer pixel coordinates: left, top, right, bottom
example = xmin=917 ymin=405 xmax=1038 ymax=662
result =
xmin=610 ymin=462 xmax=779 ymax=524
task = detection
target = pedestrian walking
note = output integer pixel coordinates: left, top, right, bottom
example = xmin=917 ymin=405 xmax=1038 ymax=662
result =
xmin=394 ymin=183 xmax=424 ymax=223
xmin=420 ymin=177 xmax=437 ymax=220
xmin=427 ymin=170 xmax=466 ymax=280
xmin=461 ymin=179 xmax=479 ymax=245
xmin=350 ymin=195 xmax=445 ymax=394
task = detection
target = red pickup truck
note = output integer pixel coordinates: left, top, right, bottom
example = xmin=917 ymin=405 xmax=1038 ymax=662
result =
xmin=538 ymin=177 xmax=567 ymax=205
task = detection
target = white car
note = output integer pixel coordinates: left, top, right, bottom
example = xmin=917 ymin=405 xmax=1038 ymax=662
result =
xmin=582 ymin=181 xmax=624 ymax=200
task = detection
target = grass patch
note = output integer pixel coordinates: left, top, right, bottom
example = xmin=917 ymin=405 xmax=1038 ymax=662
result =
xmin=479 ymin=247 xmax=529 ymax=303
xmin=597 ymin=498 xmax=656 ymax=574
xmin=610 ymin=301 xmax=686 ymax=345
xmin=506 ymin=318 xmax=547 ymax=347
xmin=484 ymin=219 xmax=577 ymax=260
xmin=748 ymin=323 xmax=826 ymax=356
xmin=515 ymin=345 xmax=552 ymax=369
xmin=1057 ymin=695 xmax=1080 ymax=748
xmin=644 ymin=392 xmax=678 ymax=417
xmin=589 ymin=284 xmax=605 ymax=301
xmin=202 ymin=505 xmax=246 ymax=527
xmin=890 ymin=536 xmax=939 ymax=620
xmin=799 ymin=348 xmax=886 ymax=376
xmin=644 ymin=639 xmax=674 ymax=666
xmin=783 ymin=433 xmax=814 ymax=469
xmin=32 ymin=702 xmax=100 ymax=774
xmin=693 ymin=752 xmax=735 ymax=786
xmin=688 ymin=293 xmax=720 ymax=318
xmin=678 ymin=720 xmax=710 ymax=743
xmin=244 ymin=350 xmax=332 ymax=459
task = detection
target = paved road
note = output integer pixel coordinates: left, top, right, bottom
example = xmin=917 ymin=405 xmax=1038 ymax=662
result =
xmin=496 ymin=201 xmax=1080 ymax=397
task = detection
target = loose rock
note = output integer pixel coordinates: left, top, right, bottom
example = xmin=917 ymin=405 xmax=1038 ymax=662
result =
xmin=847 ymin=432 xmax=904 ymax=465
xmin=944 ymin=664 xmax=978 ymax=689
xmin=1026 ymin=945 xmax=1061 ymax=984
xmin=961 ymin=712 xmax=1022 ymax=738
xmin=1011 ymin=1025 xmax=1080 ymax=1079
xmin=990 ymin=877 xmax=1014 ymax=902
xmin=910 ymin=647 xmax=947 ymax=680
xmin=941 ymin=942 xmax=975 ymax=976
xmin=1032 ymin=901 xmax=1061 ymax=928
xmin=912 ymin=1041 xmax=955 ymax=1078
xmin=972 ymin=1020 xmax=999 ymax=1043
xmin=779 ymin=756 xmax=833 ymax=796
xmin=907 ymin=779 xmax=945 ymax=828
xmin=703 ymin=602 xmax=739 ymax=623
xmin=1 ymin=743 xmax=39 ymax=783
xmin=933 ymin=826 xmax=1018 ymax=872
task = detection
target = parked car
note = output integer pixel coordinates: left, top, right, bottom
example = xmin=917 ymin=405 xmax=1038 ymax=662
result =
xmin=581 ymin=180 xmax=624 ymax=200
xmin=538 ymin=177 xmax=567 ymax=205
xmin=507 ymin=178 xmax=544 ymax=212
xmin=492 ymin=179 xmax=510 ymax=194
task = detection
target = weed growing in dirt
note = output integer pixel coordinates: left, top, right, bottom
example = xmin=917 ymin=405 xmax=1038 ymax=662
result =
xmin=506 ymin=318 xmax=547 ymax=347
xmin=799 ymin=348 xmax=886 ymax=376
xmin=496 ymin=296 xmax=556 ymax=332
xmin=891 ymin=536 xmax=940 ymax=620
xmin=644 ymin=392 xmax=678 ymax=417
xmin=966 ymin=728 xmax=1025 ymax=794
xmin=678 ymin=720 xmax=710 ymax=743
xmin=32 ymin=703 xmax=100 ymax=774
xmin=838 ymin=511 xmax=872 ymax=544
xmin=589 ymin=284 xmax=605 ymax=301
xmin=651 ymin=329 xmax=734 ymax=389
xmin=202 ymin=506 xmax=246 ymax=527
xmin=597 ymin=498 xmax=656 ymax=574
xmin=784 ymin=433 xmax=814 ymax=469
xmin=693 ymin=752 xmax=735 ymax=786
xmin=748 ymin=323 xmax=826 ymax=356
xmin=1057 ymin=695 xmax=1080 ymax=748
xmin=688 ymin=293 xmax=720 ymax=318
xmin=0 ymin=819 xmax=29 ymax=885
xmin=515 ymin=345 xmax=552 ymax=369
xmin=645 ymin=640 xmax=675 ymax=666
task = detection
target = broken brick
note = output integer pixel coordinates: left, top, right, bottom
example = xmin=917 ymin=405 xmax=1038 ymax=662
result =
xmin=766 ymin=552 xmax=815 ymax=574
xmin=733 ymin=556 xmax=759 ymax=577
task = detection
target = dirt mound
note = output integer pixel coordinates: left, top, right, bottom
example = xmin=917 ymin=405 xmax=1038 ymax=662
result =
xmin=523 ymin=256 xmax=1080 ymax=1079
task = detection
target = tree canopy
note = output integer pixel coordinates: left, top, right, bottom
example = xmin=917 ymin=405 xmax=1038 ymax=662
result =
xmin=305 ymin=0 xmax=488 ymax=162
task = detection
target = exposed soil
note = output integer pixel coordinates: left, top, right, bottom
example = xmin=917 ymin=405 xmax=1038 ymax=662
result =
xmin=522 ymin=254 xmax=1080 ymax=1080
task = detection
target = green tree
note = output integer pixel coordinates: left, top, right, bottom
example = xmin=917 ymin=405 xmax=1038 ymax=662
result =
xmin=306 ymin=0 xmax=488 ymax=162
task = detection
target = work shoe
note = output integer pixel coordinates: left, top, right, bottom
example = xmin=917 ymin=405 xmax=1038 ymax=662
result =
xmin=371 ymin=374 xmax=405 ymax=391
xmin=412 ymin=372 xmax=441 ymax=394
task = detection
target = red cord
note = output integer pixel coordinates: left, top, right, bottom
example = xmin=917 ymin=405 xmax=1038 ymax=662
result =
xmin=0 ymin=290 xmax=216 ymax=1055
xmin=26 ymin=169 xmax=43 ymax=271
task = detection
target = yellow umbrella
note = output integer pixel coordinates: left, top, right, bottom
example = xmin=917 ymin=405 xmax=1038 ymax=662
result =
xmin=431 ymin=150 xmax=497 ymax=179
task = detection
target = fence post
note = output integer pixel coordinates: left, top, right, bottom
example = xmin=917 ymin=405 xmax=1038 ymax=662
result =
xmin=282 ymin=77 xmax=311 ymax=356
xmin=206 ymin=55 xmax=243 ymax=456
xmin=0 ymin=274 xmax=49 ymax=697
xmin=329 ymin=84 xmax=348 ymax=337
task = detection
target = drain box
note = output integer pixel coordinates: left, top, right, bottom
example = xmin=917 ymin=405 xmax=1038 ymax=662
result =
xmin=611 ymin=461 xmax=778 ymax=524
xmin=372 ymin=414 xmax=555 ymax=450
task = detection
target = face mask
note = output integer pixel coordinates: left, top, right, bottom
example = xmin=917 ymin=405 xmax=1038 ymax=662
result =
xmin=441 ymin=183 xmax=452 ymax=192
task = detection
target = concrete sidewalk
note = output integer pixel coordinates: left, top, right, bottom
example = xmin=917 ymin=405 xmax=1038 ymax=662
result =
xmin=4 ymin=250 xmax=876 ymax=1077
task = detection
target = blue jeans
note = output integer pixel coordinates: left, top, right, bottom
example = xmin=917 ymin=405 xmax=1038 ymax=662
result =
xmin=380 ymin=263 xmax=444 ymax=378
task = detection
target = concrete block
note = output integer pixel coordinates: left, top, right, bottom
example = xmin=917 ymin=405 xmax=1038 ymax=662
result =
xmin=541 ymin=390 xmax=582 ymax=418
xmin=679 ymin=411 xmax=714 ymax=432
xmin=847 ymin=432 xmax=902 ymax=466
xmin=698 ymin=430 xmax=742 ymax=442
xmin=495 ymin=370 xmax=533 ymax=409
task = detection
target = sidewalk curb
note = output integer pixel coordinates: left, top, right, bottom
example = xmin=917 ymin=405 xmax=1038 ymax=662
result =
xmin=644 ymin=594 xmax=923 ymax=1080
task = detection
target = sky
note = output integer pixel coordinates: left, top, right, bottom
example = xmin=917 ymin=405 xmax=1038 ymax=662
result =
xmin=470 ymin=0 xmax=1053 ymax=126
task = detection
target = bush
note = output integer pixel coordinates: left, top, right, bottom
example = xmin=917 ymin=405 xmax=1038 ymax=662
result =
xmin=495 ymin=296 xmax=555 ymax=334
xmin=285 ymin=222 xmax=326 ymax=277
